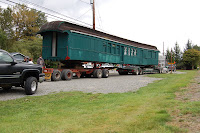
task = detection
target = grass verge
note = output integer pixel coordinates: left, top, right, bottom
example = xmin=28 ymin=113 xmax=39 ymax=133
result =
xmin=0 ymin=70 xmax=197 ymax=133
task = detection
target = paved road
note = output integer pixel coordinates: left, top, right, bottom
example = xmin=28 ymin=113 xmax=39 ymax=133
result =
xmin=0 ymin=71 xmax=162 ymax=101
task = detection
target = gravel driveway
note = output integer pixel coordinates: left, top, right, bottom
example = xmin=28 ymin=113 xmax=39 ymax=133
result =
xmin=0 ymin=71 xmax=162 ymax=101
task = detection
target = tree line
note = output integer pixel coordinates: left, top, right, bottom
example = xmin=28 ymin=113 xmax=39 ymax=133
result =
xmin=166 ymin=40 xmax=200 ymax=69
xmin=0 ymin=4 xmax=47 ymax=62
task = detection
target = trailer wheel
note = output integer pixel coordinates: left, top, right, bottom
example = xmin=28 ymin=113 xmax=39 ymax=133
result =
xmin=134 ymin=69 xmax=139 ymax=75
xmin=118 ymin=70 xmax=128 ymax=75
xmin=139 ymin=70 xmax=143 ymax=75
xmin=51 ymin=70 xmax=61 ymax=81
xmin=61 ymin=69 xmax=73 ymax=80
xmin=93 ymin=69 xmax=102 ymax=78
xmin=102 ymin=69 xmax=109 ymax=78
xmin=118 ymin=71 xmax=123 ymax=75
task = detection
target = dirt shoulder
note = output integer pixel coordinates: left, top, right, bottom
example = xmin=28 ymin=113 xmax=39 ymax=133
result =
xmin=168 ymin=71 xmax=200 ymax=133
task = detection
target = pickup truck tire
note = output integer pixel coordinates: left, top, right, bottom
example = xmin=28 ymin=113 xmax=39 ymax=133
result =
xmin=25 ymin=77 xmax=38 ymax=95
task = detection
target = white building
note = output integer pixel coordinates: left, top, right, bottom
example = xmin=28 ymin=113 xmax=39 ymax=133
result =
xmin=158 ymin=54 xmax=166 ymax=67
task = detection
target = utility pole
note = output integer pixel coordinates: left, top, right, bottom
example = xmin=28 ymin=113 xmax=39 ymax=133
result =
xmin=163 ymin=42 xmax=164 ymax=56
xmin=90 ymin=0 xmax=95 ymax=30
xmin=171 ymin=48 xmax=172 ymax=74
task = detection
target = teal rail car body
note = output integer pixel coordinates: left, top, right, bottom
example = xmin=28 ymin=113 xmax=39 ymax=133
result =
xmin=38 ymin=21 xmax=159 ymax=66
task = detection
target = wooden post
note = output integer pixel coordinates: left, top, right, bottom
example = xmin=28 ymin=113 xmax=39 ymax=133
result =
xmin=92 ymin=0 xmax=95 ymax=30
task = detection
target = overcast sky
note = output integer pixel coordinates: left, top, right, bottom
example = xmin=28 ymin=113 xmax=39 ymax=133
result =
xmin=1 ymin=0 xmax=200 ymax=53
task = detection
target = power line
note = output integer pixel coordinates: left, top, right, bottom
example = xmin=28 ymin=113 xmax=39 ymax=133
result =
xmin=0 ymin=0 xmax=15 ymax=7
xmin=17 ymin=0 xmax=105 ymax=31
xmin=17 ymin=0 xmax=93 ymax=27
xmin=95 ymin=0 xmax=103 ymax=29
xmin=79 ymin=0 xmax=90 ymax=5
xmin=4 ymin=0 xmax=67 ymax=21
xmin=18 ymin=0 xmax=106 ymax=31
xmin=2 ymin=0 xmax=106 ymax=32
xmin=77 ymin=8 xmax=91 ymax=19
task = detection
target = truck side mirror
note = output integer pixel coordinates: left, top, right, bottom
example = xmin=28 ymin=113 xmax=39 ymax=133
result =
xmin=11 ymin=60 xmax=17 ymax=65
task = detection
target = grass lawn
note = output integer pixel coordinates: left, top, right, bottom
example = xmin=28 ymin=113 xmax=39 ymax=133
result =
xmin=0 ymin=70 xmax=198 ymax=133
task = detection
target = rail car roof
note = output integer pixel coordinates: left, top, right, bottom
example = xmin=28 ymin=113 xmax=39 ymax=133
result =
xmin=38 ymin=21 xmax=159 ymax=51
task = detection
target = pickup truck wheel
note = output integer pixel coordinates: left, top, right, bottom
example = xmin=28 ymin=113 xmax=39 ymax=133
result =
xmin=102 ymin=69 xmax=109 ymax=78
xmin=51 ymin=70 xmax=61 ymax=81
xmin=25 ymin=77 xmax=38 ymax=95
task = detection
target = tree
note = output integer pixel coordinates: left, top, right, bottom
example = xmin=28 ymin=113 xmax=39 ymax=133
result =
xmin=184 ymin=39 xmax=193 ymax=51
xmin=12 ymin=4 xmax=47 ymax=40
xmin=193 ymin=45 xmax=200 ymax=51
xmin=173 ymin=42 xmax=181 ymax=64
xmin=165 ymin=48 xmax=175 ymax=63
xmin=0 ymin=7 xmax=14 ymax=39
xmin=0 ymin=29 xmax=8 ymax=50
xmin=10 ymin=37 xmax=42 ymax=62
xmin=183 ymin=49 xmax=200 ymax=69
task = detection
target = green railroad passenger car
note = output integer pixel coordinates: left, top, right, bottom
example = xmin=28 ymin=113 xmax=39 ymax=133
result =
xmin=38 ymin=21 xmax=159 ymax=66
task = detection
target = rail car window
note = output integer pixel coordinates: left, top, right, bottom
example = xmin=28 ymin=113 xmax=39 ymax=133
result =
xmin=131 ymin=48 xmax=134 ymax=56
xmin=52 ymin=32 xmax=57 ymax=57
xmin=148 ymin=51 xmax=152 ymax=58
xmin=154 ymin=52 xmax=157 ymax=58
xmin=112 ymin=44 xmax=116 ymax=54
xmin=117 ymin=45 xmax=120 ymax=55
xmin=103 ymin=43 xmax=107 ymax=53
xmin=124 ymin=47 xmax=127 ymax=55
xmin=108 ymin=43 xmax=111 ymax=53
xmin=134 ymin=49 xmax=137 ymax=56
xmin=128 ymin=47 xmax=130 ymax=56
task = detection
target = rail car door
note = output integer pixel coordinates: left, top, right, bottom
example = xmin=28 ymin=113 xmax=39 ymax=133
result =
xmin=120 ymin=46 xmax=124 ymax=63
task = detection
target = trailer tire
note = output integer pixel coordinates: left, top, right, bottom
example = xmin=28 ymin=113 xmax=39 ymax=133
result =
xmin=118 ymin=71 xmax=123 ymax=75
xmin=61 ymin=69 xmax=73 ymax=80
xmin=80 ymin=73 xmax=85 ymax=78
xmin=134 ymin=69 xmax=139 ymax=75
xmin=102 ymin=69 xmax=109 ymax=78
xmin=51 ymin=70 xmax=61 ymax=81
xmin=118 ymin=70 xmax=128 ymax=75
xmin=93 ymin=69 xmax=102 ymax=78
xmin=139 ymin=70 xmax=143 ymax=75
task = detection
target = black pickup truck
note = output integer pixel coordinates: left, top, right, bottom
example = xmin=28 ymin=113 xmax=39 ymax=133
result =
xmin=0 ymin=49 xmax=45 ymax=95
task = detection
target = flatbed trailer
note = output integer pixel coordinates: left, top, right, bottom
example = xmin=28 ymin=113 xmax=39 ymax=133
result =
xmin=43 ymin=67 xmax=109 ymax=81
